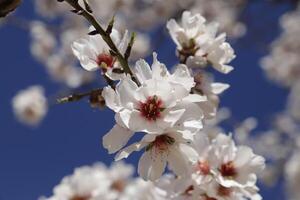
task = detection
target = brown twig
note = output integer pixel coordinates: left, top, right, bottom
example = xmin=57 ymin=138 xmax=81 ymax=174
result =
xmin=60 ymin=0 xmax=140 ymax=86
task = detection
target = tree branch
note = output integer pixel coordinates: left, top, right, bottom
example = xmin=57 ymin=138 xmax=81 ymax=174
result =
xmin=61 ymin=0 xmax=140 ymax=86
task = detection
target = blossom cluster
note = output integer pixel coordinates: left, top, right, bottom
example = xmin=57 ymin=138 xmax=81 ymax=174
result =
xmin=234 ymin=4 xmax=300 ymax=199
xmin=9 ymin=1 xmax=267 ymax=199
xmin=39 ymin=162 xmax=164 ymax=200
xmin=39 ymin=8 xmax=264 ymax=199
xmin=41 ymin=132 xmax=265 ymax=200
xmin=12 ymin=0 xmax=246 ymax=125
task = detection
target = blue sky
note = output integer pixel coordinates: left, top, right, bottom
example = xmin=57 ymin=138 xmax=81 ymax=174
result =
xmin=0 ymin=1 xmax=293 ymax=199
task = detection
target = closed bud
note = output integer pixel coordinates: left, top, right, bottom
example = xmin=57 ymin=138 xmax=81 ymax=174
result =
xmin=89 ymin=90 xmax=105 ymax=108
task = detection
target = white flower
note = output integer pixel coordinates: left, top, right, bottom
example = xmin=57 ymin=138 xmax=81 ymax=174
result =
xmin=161 ymin=133 xmax=265 ymax=200
xmin=205 ymin=179 xmax=262 ymax=200
xmin=117 ymin=132 xmax=197 ymax=181
xmin=40 ymin=162 xmax=134 ymax=200
xmin=209 ymin=134 xmax=265 ymax=189
xmin=261 ymin=10 xmax=300 ymax=87
xmin=104 ymin=101 xmax=203 ymax=181
xmin=12 ymin=85 xmax=48 ymax=126
xmin=102 ymin=53 xmax=206 ymax=152
xmin=110 ymin=91 xmax=204 ymax=181
xmin=167 ymin=11 xmax=235 ymax=74
xmin=71 ymin=27 xmax=129 ymax=80
xmin=40 ymin=163 xmax=109 ymax=200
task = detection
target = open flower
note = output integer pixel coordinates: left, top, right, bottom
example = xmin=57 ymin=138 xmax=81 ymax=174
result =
xmin=71 ymin=26 xmax=128 ymax=80
xmin=209 ymin=134 xmax=265 ymax=189
xmin=12 ymin=85 xmax=48 ymax=126
xmin=102 ymin=54 xmax=206 ymax=154
xmin=167 ymin=11 xmax=235 ymax=74
xmin=114 ymin=131 xmax=198 ymax=181
xmin=40 ymin=162 xmax=134 ymax=200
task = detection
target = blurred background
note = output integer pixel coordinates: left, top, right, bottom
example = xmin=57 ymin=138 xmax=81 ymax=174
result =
xmin=0 ymin=0 xmax=299 ymax=199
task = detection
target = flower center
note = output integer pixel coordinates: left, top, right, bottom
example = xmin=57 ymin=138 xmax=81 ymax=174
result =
xmin=183 ymin=185 xmax=194 ymax=196
xmin=139 ymin=95 xmax=164 ymax=121
xmin=220 ymin=161 xmax=237 ymax=178
xmin=204 ymin=195 xmax=217 ymax=200
xmin=146 ymin=135 xmax=175 ymax=152
xmin=70 ymin=195 xmax=90 ymax=200
xmin=217 ymin=185 xmax=232 ymax=197
xmin=110 ymin=180 xmax=126 ymax=193
xmin=195 ymin=160 xmax=210 ymax=175
xmin=97 ymin=53 xmax=115 ymax=69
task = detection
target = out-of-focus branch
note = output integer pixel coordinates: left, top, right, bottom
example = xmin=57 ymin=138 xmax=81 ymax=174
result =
xmin=0 ymin=0 xmax=22 ymax=18
xmin=57 ymin=88 xmax=104 ymax=108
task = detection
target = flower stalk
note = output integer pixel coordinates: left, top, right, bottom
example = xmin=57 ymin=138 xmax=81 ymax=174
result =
xmin=60 ymin=0 xmax=139 ymax=85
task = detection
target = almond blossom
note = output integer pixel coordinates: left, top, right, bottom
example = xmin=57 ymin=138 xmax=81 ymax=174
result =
xmin=40 ymin=162 xmax=135 ymax=200
xmin=72 ymin=27 xmax=129 ymax=80
xmin=102 ymin=54 xmax=207 ymax=154
xmin=102 ymin=54 xmax=208 ymax=180
xmin=12 ymin=85 xmax=48 ymax=126
xmin=114 ymin=130 xmax=198 ymax=181
xmin=209 ymin=134 xmax=265 ymax=189
xmin=7 ymin=0 xmax=272 ymax=198
xmin=167 ymin=11 xmax=235 ymax=74
xmin=163 ymin=133 xmax=266 ymax=200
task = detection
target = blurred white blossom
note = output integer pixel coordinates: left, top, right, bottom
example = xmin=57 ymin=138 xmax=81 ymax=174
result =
xmin=12 ymin=85 xmax=48 ymax=126
xmin=167 ymin=11 xmax=235 ymax=73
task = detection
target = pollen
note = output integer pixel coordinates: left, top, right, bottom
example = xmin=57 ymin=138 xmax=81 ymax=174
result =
xmin=70 ymin=195 xmax=90 ymax=200
xmin=139 ymin=95 xmax=164 ymax=121
xmin=146 ymin=135 xmax=175 ymax=152
xmin=111 ymin=180 xmax=125 ymax=192
xmin=220 ymin=161 xmax=237 ymax=178
xmin=97 ymin=53 xmax=115 ymax=69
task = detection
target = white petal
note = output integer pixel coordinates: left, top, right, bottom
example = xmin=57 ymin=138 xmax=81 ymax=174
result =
xmin=71 ymin=39 xmax=99 ymax=71
xmin=151 ymin=52 xmax=169 ymax=79
xmin=179 ymin=143 xmax=199 ymax=163
xmin=115 ymin=141 xmax=148 ymax=161
xmin=102 ymin=86 xmax=121 ymax=112
xmin=166 ymin=19 xmax=181 ymax=47
xmin=102 ymin=124 xmax=134 ymax=154
xmin=210 ymin=83 xmax=230 ymax=94
xmin=128 ymin=110 xmax=161 ymax=133
xmin=213 ymin=63 xmax=234 ymax=74
xmin=183 ymin=94 xmax=207 ymax=103
xmin=134 ymin=59 xmax=152 ymax=84
xmin=234 ymin=146 xmax=254 ymax=168
xmin=168 ymin=147 xmax=189 ymax=176
xmin=162 ymin=109 xmax=185 ymax=128
xmin=116 ymin=29 xmax=128 ymax=54
xmin=117 ymin=109 xmax=132 ymax=129
xmin=171 ymin=64 xmax=194 ymax=90
xmin=117 ymin=77 xmax=139 ymax=108
xmin=138 ymin=151 xmax=167 ymax=181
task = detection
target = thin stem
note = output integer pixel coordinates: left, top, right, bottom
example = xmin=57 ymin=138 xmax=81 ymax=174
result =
xmin=57 ymin=88 xmax=102 ymax=104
